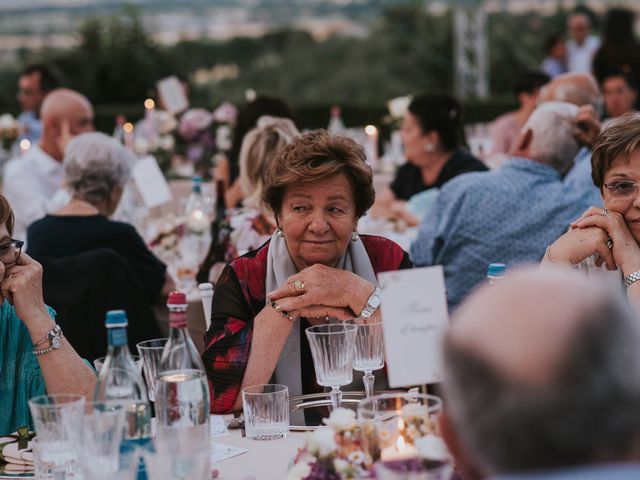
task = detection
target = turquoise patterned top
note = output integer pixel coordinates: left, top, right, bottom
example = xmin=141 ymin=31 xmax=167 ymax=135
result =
xmin=0 ymin=301 xmax=52 ymax=435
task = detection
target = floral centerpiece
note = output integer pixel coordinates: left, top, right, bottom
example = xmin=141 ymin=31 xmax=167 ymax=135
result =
xmin=0 ymin=114 xmax=18 ymax=152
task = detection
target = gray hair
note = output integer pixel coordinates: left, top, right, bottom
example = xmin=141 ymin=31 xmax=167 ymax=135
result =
xmin=524 ymin=101 xmax=580 ymax=173
xmin=63 ymin=132 xmax=134 ymax=205
xmin=443 ymin=291 xmax=640 ymax=474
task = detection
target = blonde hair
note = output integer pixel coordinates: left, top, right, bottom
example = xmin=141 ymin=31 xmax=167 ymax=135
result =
xmin=238 ymin=116 xmax=299 ymax=209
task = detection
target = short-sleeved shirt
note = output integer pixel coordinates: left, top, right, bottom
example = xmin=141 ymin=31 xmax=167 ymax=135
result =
xmin=27 ymin=215 xmax=166 ymax=302
xmin=390 ymin=149 xmax=487 ymax=201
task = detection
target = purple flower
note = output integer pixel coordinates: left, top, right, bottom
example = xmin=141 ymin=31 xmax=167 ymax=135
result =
xmin=212 ymin=101 xmax=238 ymax=124
xmin=179 ymin=108 xmax=213 ymax=141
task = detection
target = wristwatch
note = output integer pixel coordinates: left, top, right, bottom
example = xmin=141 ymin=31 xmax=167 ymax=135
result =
xmin=359 ymin=286 xmax=381 ymax=319
xmin=32 ymin=324 xmax=63 ymax=355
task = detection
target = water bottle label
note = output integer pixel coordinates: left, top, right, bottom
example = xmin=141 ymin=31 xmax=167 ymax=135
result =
xmin=169 ymin=312 xmax=188 ymax=329
xmin=108 ymin=328 xmax=128 ymax=347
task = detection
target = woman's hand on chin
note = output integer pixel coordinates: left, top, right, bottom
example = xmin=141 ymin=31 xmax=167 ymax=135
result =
xmin=266 ymin=263 xmax=374 ymax=317
xmin=571 ymin=207 xmax=640 ymax=276
xmin=546 ymin=226 xmax=615 ymax=269
xmin=2 ymin=253 xmax=51 ymax=329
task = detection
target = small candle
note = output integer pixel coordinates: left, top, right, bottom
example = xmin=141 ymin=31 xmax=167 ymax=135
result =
xmin=144 ymin=98 xmax=157 ymax=138
xmin=187 ymin=209 xmax=209 ymax=234
xmin=380 ymin=435 xmax=419 ymax=461
xmin=123 ymin=122 xmax=134 ymax=149
xmin=364 ymin=124 xmax=379 ymax=171
xmin=19 ymin=139 xmax=31 ymax=154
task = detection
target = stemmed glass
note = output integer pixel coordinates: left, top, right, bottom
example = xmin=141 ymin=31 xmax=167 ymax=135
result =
xmin=353 ymin=321 xmax=385 ymax=398
xmin=305 ymin=323 xmax=357 ymax=410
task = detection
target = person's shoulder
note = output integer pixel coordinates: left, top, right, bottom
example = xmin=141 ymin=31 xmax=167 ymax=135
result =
xmin=228 ymin=239 xmax=270 ymax=275
xmin=360 ymin=235 xmax=408 ymax=272
xmin=395 ymin=162 xmax=419 ymax=177
xmin=493 ymin=110 xmax=518 ymax=127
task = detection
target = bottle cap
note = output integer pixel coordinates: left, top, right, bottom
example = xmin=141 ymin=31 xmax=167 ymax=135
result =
xmin=167 ymin=291 xmax=187 ymax=305
xmin=105 ymin=310 xmax=128 ymax=327
xmin=192 ymin=175 xmax=202 ymax=185
xmin=487 ymin=263 xmax=507 ymax=277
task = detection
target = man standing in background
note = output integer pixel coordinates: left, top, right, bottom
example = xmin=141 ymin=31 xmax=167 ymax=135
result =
xmin=566 ymin=11 xmax=600 ymax=74
xmin=16 ymin=64 xmax=59 ymax=145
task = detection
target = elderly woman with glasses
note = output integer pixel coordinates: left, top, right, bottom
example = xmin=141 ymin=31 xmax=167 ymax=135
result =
xmin=543 ymin=112 xmax=640 ymax=307
xmin=0 ymin=193 xmax=96 ymax=435
xmin=27 ymin=132 xmax=173 ymax=302
xmin=202 ymin=130 xmax=412 ymax=413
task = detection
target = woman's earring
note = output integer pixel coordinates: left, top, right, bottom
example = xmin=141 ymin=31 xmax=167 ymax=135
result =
xmin=275 ymin=227 xmax=284 ymax=238
xmin=424 ymin=143 xmax=436 ymax=152
xmin=351 ymin=231 xmax=359 ymax=242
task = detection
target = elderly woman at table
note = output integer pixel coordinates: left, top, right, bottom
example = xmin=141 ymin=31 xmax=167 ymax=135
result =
xmin=543 ymin=112 xmax=640 ymax=310
xmin=202 ymin=130 xmax=412 ymax=413
xmin=373 ymin=93 xmax=487 ymax=226
xmin=27 ymin=132 xmax=173 ymax=302
xmin=0 ymin=193 xmax=96 ymax=434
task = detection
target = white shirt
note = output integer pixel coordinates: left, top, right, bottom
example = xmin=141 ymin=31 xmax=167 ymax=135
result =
xmin=566 ymin=35 xmax=600 ymax=73
xmin=2 ymin=146 xmax=64 ymax=241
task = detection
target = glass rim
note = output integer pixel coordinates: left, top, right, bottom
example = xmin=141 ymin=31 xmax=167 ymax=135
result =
xmin=305 ymin=323 xmax=358 ymax=335
xmin=28 ymin=393 xmax=85 ymax=407
xmin=242 ymin=383 xmax=289 ymax=395
xmin=136 ymin=338 xmax=168 ymax=349
xmin=357 ymin=392 xmax=443 ymax=416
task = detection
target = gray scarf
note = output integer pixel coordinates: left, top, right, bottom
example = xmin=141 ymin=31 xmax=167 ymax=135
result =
xmin=265 ymin=232 xmax=377 ymax=411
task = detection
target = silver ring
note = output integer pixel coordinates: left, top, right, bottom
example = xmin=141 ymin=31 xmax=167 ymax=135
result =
xmin=607 ymin=237 xmax=613 ymax=249
xmin=602 ymin=207 xmax=608 ymax=216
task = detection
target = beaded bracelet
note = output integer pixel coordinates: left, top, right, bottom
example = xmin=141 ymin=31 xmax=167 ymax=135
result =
xmin=266 ymin=298 xmax=294 ymax=322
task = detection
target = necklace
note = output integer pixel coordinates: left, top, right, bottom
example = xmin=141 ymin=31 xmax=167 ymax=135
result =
xmin=69 ymin=198 xmax=100 ymax=215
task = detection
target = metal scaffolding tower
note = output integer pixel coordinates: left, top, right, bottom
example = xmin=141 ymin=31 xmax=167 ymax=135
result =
xmin=453 ymin=0 xmax=488 ymax=99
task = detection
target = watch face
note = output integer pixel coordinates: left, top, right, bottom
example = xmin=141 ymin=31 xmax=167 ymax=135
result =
xmin=52 ymin=337 xmax=62 ymax=349
xmin=369 ymin=294 xmax=381 ymax=309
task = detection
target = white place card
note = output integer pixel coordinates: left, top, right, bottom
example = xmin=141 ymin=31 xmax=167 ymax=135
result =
xmin=378 ymin=266 xmax=449 ymax=387
xmin=131 ymin=156 xmax=173 ymax=208
xmin=210 ymin=415 xmax=229 ymax=437
xmin=212 ymin=442 xmax=247 ymax=463
xmin=157 ymin=75 xmax=189 ymax=114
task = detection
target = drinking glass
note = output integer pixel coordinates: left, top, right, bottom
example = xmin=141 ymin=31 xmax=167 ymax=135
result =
xmin=95 ymin=355 xmax=143 ymax=374
xmin=305 ymin=323 xmax=357 ymax=410
xmin=136 ymin=338 xmax=168 ymax=401
xmin=29 ymin=394 xmax=85 ymax=479
xmin=79 ymin=401 xmax=137 ymax=480
xmin=353 ymin=321 xmax=385 ymax=398
xmin=242 ymin=384 xmax=289 ymax=440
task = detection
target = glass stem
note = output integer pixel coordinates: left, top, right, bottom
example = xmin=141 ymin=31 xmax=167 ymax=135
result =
xmin=330 ymin=386 xmax=342 ymax=410
xmin=363 ymin=371 xmax=375 ymax=398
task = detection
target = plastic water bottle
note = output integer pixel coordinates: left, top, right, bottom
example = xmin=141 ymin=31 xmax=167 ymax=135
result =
xmin=94 ymin=310 xmax=152 ymax=479
xmin=486 ymin=263 xmax=507 ymax=285
xmin=155 ymin=292 xmax=211 ymax=479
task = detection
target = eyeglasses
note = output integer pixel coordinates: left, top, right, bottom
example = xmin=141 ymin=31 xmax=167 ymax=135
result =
xmin=604 ymin=181 xmax=639 ymax=198
xmin=0 ymin=239 xmax=24 ymax=266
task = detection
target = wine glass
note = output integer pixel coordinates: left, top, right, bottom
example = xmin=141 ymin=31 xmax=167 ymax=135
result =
xmin=305 ymin=323 xmax=357 ymax=410
xmin=353 ymin=321 xmax=385 ymax=398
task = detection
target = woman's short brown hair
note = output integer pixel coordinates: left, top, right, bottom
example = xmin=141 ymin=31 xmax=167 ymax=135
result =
xmin=263 ymin=129 xmax=375 ymax=218
xmin=0 ymin=194 xmax=15 ymax=236
xmin=592 ymin=112 xmax=640 ymax=189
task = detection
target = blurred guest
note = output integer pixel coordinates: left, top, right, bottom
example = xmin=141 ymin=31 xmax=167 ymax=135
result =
xmin=202 ymin=130 xmax=411 ymax=413
xmin=198 ymin=116 xmax=299 ymax=283
xmin=214 ymin=96 xmax=296 ymax=208
xmin=0 ymin=193 xmax=95 ymax=434
xmin=27 ymin=132 xmax=172 ymax=304
xmin=601 ymin=68 xmax=637 ymax=124
xmin=489 ymin=72 xmax=550 ymax=165
xmin=566 ymin=10 xmax=600 ymax=74
xmin=540 ymin=35 xmax=567 ymax=79
xmin=543 ymin=113 xmax=640 ymax=311
xmin=593 ymin=8 xmax=640 ymax=94
xmin=15 ymin=64 xmax=59 ymax=145
xmin=538 ymin=72 xmax=603 ymax=205
xmin=3 ymin=89 xmax=94 ymax=240
xmin=441 ymin=268 xmax=640 ymax=479
xmin=374 ymin=93 xmax=486 ymax=226
xmin=411 ymin=102 xmax=592 ymax=311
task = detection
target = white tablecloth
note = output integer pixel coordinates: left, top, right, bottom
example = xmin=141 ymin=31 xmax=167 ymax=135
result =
xmin=215 ymin=429 xmax=305 ymax=479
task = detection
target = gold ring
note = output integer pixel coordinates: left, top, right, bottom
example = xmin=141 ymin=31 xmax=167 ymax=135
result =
xmin=293 ymin=280 xmax=305 ymax=293
xmin=602 ymin=207 xmax=608 ymax=216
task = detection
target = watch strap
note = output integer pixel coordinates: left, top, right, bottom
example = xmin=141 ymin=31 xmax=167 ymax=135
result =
xmin=624 ymin=271 xmax=640 ymax=288
xmin=359 ymin=286 xmax=381 ymax=318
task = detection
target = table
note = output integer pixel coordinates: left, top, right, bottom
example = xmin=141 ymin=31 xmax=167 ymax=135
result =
xmin=214 ymin=429 xmax=305 ymax=479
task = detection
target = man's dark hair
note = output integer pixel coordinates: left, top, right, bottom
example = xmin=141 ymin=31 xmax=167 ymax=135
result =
xmin=544 ymin=34 xmax=563 ymax=55
xmin=444 ymin=295 xmax=640 ymax=475
xmin=513 ymin=71 xmax=551 ymax=97
xmin=21 ymin=64 xmax=59 ymax=92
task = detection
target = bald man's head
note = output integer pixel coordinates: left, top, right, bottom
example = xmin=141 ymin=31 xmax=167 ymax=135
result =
xmin=442 ymin=267 xmax=640 ymax=475
xmin=39 ymin=88 xmax=94 ymax=161
xmin=538 ymin=73 xmax=600 ymax=108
